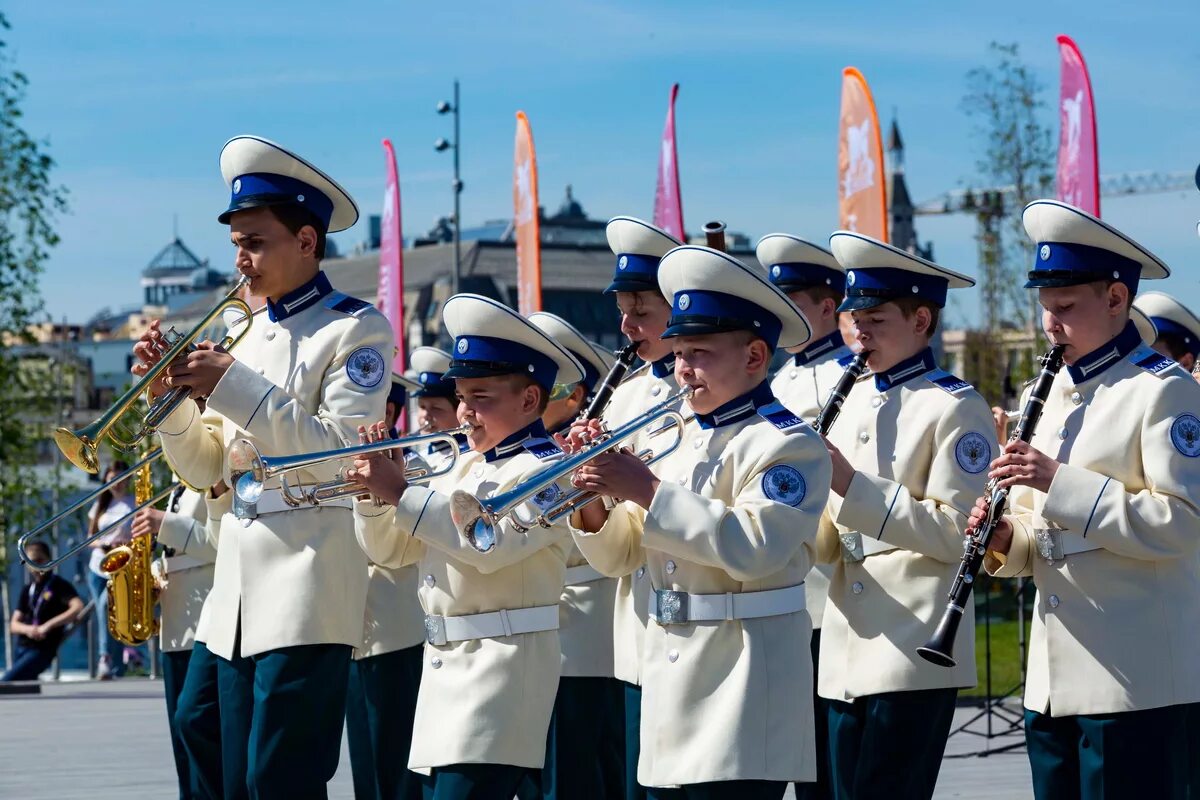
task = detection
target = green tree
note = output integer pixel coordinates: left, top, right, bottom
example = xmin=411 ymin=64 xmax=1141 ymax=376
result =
xmin=0 ymin=12 xmax=68 ymax=667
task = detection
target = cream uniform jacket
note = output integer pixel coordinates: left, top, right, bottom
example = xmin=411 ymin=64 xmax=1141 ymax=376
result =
xmin=154 ymin=487 xmax=217 ymax=653
xmin=158 ymin=278 xmax=393 ymax=660
xmin=771 ymin=331 xmax=855 ymax=631
xmin=354 ymin=431 xmax=572 ymax=771
xmin=602 ymin=360 xmax=683 ymax=685
xmin=817 ymin=351 xmax=994 ymax=700
xmin=571 ymin=390 xmax=832 ymax=787
xmin=355 ymin=442 xmax=463 ymax=660
xmin=987 ymin=335 xmax=1200 ymax=717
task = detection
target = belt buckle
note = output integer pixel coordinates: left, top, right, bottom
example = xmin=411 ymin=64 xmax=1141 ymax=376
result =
xmin=655 ymin=589 xmax=689 ymax=625
xmin=840 ymin=532 xmax=865 ymax=563
xmin=1034 ymin=528 xmax=1060 ymax=564
xmin=423 ymin=614 xmax=447 ymax=646
xmin=232 ymin=492 xmax=257 ymax=522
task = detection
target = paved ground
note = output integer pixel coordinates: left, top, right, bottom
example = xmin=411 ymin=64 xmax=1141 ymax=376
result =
xmin=0 ymin=679 xmax=1033 ymax=798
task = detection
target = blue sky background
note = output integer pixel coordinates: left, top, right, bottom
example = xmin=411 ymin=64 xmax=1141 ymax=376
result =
xmin=7 ymin=1 xmax=1200 ymax=326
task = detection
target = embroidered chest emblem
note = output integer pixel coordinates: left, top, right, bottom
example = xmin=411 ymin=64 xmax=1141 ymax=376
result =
xmin=346 ymin=347 xmax=385 ymax=388
xmin=1171 ymin=414 xmax=1200 ymax=458
xmin=762 ymin=465 xmax=806 ymax=506
xmin=955 ymin=432 xmax=992 ymax=474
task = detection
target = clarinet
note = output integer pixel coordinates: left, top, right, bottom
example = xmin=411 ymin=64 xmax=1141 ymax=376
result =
xmin=813 ymin=350 xmax=871 ymax=435
xmin=581 ymin=341 xmax=641 ymax=421
xmin=917 ymin=344 xmax=1066 ymax=668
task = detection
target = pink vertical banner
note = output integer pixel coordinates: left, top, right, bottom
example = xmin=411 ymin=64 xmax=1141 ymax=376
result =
xmin=514 ymin=111 xmax=542 ymax=314
xmin=653 ymin=83 xmax=685 ymax=241
xmin=1055 ymin=34 xmax=1100 ymax=216
xmin=838 ymin=67 xmax=888 ymax=240
xmin=378 ymin=138 xmax=406 ymax=375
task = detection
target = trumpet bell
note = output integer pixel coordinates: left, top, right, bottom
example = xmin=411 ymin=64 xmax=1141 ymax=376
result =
xmin=449 ymin=491 xmax=497 ymax=553
xmin=227 ymin=438 xmax=268 ymax=504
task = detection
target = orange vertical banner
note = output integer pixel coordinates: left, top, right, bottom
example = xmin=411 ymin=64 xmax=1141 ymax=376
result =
xmin=838 ymin=67 xmax=888 ymax=240
xmin=514 ymin=111 xmax=542 ymax=314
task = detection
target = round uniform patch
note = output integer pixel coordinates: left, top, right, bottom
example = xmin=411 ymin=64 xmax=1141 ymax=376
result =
xmin=847 ymin=271 xmax=856 ymax=286
xmin=1170 ymin=414 xmax=1200 ymax=458
xmin=677 ymin=293 xmax=691 ymax=311
xmin=346 ymin=347 xmax=385 ymax=388
xmin=762 ymin=465 xmax=806 ymax=507
xmin=618 ymin=255 xmax=628 ymax=271
xmin=955 ymin=432 xmax=992 ymax=474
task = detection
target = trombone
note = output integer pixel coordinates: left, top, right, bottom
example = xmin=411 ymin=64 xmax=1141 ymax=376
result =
xmin=54 ymin=276 xmax=253 ymax=474
xmin=449 ymin=387 xmax=692 ymax=553
xmin=17 ymin=449 xmax=177 ymax=572
xmin=227 ymin=424 xmax=473 ymax=512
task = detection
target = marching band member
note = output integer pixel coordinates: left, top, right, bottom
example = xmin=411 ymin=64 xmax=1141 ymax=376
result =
xmin=1135 ymin=291 xmax=1199 ymax=374
xmin=348 ymin=294 xmax=583 ymax=800
xmin=817 ymin=232 xmax=994 ymax=799
xmin=524 ymin=311 xmax=617 ymax=799
xmin=132 ymin=135 xmax=393 ymax=798
xmin=131 ymin=474 xmax=218 ymax=799
xmin=568 ymin=245 xmax=832 ymax=798
xmin=345 ymin=372 xmax=431 ymax=800
xmin=410 ymin=346 xmax=469 ymax=452
xmin=600 ymin=216 xmax=684 ymax=800
xmin=974 ymin=201 xmax=1200 ymax=800
xmin=758 ymin=233 xmax=850 ymax=800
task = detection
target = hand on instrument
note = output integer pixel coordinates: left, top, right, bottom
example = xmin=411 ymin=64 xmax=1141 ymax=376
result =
xmin=991 ymin=406 xmax=1010 ymax=444
xmin=822 ymin=437 xmax=856 ymax=497
xmin=987 ymin=440 xmax=1059 ymax=493
xmin=965 ymin=494 xmax=1013 ymax=555
xmin=131 ymin=506 xmax=166 ymax=540
xmin=346 ymin=422 xmax=407 ymax=506
xmin=571 ymin=448 xmax=658 ymax=510
xmin=163 ymin=341 xmax=234 ymax=399
xmin=560 ymin=418 xmax=605 ymax=455
xmin=131 ymin=320 xmax=172 ymax=399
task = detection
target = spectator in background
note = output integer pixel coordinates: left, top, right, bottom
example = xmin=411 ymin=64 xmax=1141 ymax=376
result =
xmin=3 ymin=540 xmax=84 ymax=681
xmin=87 ymin=460 xmax=134 ymax=679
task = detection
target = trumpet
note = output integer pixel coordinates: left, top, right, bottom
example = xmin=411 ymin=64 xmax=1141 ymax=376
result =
xmin=449 ymin=387 xmax=692 ymax=553
xmin=227 ymin=424 xmax=473 ymax=513
xmin=54 ymin=276 xmax=253 ymax=474
xmin=18 ymin=449 xmax=177 ymax=572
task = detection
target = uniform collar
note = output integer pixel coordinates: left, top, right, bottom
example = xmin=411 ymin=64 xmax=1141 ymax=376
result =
xmin=651 ymin=353 xmax=676 ymax=380
xmin=1066 ymin=321 xmax=1142 ymax=384
xmin=266 ymin=271 xmax=333 ymax=322
xmin=874 ymin=347 xmax=937 ymax=392
xmin=792 ymin=330 xmax=848 ymax=367
xmin=695 ymin=380 xmax=775 ymax=430
xmin=483 ymin=419 xmax=549 ymax=463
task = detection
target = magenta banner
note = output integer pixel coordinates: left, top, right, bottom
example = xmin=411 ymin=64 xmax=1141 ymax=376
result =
xmin=378 ymin=138 xmax=406 ymax=374
xmin=1056 ymin=35 xmax=1100 ymax=216
xmin=653 ymin=83 xmax=685 ymax=240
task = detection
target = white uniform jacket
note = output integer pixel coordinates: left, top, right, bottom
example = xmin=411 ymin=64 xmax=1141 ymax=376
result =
xmin=987 ymin=335 xmax=1200 ymax=717
xmin=772 ymin=331 xmax=855 ymax=631
xmin=817 ymin=350 xmax=994 ymax=701
xmin=155 ymin=487 xmax=217 ymax=653
xmin=354 ymin=427 xmax=572 ymax=771
xmin=602 ymin=358 xmax=684 ymax=685
xmin=571 ymin=387 xmax=832 ymax=787
xmin=158 ymin=276 xmax=393 ymax=659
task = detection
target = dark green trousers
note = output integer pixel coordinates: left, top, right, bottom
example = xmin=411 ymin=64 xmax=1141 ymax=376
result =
xmin=827 ymin=687 xmax=957 ymax=800
xmin=217 ymin=637 xmax=352 ymax=799
xmin=794 ymin=629 xmax=831 ymax=800
xmin=645 ymin=781 xmax=786 ymax=799
xmin=163 ymin=649 xmax=196 ymax=800
xmin=517 ymin=676 xmax=613 ymax=799
xmin=430 ymin=763 xmax=529 ymax=800
xmin=174 ymin=642 xmax=224 ymax=800
xmin=624 ymin=681 xmax=647 ymax=800
xmin=1025 ymin=705 xmax=1189 ymax=799
xmin=348 ymin=645 xmax=429 ymax=800
xmin=1187 ymin=703 xmax=1200 ymax=799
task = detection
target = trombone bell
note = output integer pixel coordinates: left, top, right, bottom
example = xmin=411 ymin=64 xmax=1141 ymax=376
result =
xmin=54 ymin=426 xmax=100 ymax=474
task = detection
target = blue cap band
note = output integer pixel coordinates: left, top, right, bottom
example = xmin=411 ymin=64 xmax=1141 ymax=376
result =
xmin=768 ymin=262 xmax=846 ymax=294
xmin=605 ymin=252 xmax=662 ymax=293
xmin=1151 ymin=317 xmax=1199 ymax=357
xmin=220 ymin=172 xmax=334 ymax=230
xmin=415 ymin=371 xmax=457 ymax=398
xmin=449 ymin=335 xmax=558 ymax=391
xmin=841 ymin=267 xmax=949 ymax=309
xmin=664 ymin=290 xmax=783 ymax=349
xmin=1026 ymin=241 xmax=1141 ymax=293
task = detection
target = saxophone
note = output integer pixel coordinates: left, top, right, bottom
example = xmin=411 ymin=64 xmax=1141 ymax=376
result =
xmin=99 ymin=459 xmax=162 ymax=646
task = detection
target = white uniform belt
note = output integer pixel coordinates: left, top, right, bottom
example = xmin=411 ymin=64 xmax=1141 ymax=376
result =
xmin=564 ymin=564 xmax=606 ymax=585
xmin=237 ymin=491 xmax=354 ymax=518
xmin=649 ymin=583 xmax=806 ymax=626
xmin=1034 ymin=528 xmax=1103 ymax=561
xmin=423 ymin=604 xmax=559 ymax=646
xmin=163 ymin=554 xmax=208 ymax=572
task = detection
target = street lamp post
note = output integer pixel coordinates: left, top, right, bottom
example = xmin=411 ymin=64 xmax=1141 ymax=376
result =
xmin=436 ymin=80 xmax=462 ymax=297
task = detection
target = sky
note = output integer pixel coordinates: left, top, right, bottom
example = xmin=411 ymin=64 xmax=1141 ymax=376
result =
xmin=6 ymin=0 xmax=1200 ymax=328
